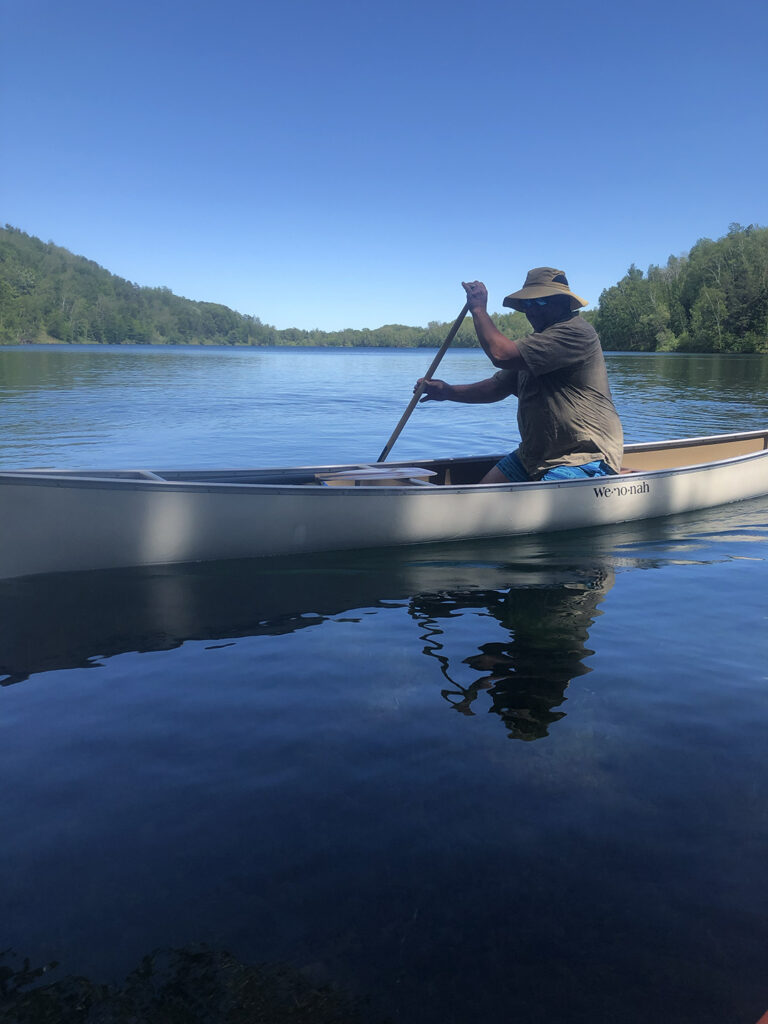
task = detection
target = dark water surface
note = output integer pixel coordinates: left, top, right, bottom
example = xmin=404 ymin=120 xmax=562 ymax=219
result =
xmin=1 ymin=347 xmax=767 ymax=1023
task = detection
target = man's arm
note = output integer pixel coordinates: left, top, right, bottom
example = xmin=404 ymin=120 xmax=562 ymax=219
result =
xmin=416 ymin=374 xmax=516 ymax=404
xmin=462 ymin=280 xmax=527 ymax=370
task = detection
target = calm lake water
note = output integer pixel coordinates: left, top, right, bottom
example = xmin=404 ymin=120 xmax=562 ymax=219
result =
xmin=1 ymin=345 xmax=768 ymax=1023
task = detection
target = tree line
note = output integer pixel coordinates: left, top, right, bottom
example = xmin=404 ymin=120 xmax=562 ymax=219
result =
xmin=594 ymin=223 xmax=768 ymax=352
xmin=0 ymin=226 xmax=531 ymax=349
xmin=1 ymin=223 xmax=765 ymax=351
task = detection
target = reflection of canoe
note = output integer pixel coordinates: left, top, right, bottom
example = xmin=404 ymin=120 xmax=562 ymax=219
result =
xmin=0 ymin=542 xmax=615 ymax=712
xmin=1 ymin=429 xmax=767 ymax=578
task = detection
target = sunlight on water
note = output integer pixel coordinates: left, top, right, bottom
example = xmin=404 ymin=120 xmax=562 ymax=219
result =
xmin=1 ymin=346 xmax=767 ymax=469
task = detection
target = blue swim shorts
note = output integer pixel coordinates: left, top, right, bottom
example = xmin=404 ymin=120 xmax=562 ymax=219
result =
xmin=495 ymin=450 xmax=617 ymax=483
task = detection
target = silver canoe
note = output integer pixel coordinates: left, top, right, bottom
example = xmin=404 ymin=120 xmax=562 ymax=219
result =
xmin=1 ymin=428 xmax=767 ymax=579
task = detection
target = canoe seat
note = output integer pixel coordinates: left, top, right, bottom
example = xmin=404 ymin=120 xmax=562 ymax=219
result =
xmin=315 ymin=466 xmax=438 ymax=487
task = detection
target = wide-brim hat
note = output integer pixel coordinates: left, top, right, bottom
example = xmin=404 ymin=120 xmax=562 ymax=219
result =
xmin=503 ymin=267 xmax=587 ymax=312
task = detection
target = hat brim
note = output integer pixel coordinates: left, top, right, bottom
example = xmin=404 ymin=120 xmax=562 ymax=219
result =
xmin=503 ymin=284 xmax=587 ymax=312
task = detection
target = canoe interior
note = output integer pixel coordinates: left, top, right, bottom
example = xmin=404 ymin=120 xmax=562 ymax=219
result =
xmin=4 ymin=429 xmax=768 ymax=488
xmin=620 ymin=432 xmax=768 ymax=472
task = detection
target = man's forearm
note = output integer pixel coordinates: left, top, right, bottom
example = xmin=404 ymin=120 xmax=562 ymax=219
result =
xmin=441 ymin=377 xmax=513 ymax=404
xmin=470 ymin=308 xmax=524 ymax=367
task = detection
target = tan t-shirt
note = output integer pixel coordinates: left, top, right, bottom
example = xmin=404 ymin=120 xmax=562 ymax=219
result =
xmin=493 ymin=314 xmax=623 ymax=478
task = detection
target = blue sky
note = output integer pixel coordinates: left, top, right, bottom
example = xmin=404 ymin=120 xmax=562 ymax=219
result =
xmin=3 ymin=0 xmax=767 ymax=331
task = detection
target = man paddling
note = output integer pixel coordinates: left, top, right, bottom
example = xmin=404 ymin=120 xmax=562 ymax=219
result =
xmin=416 ymin=268 xmax=623 ymax=484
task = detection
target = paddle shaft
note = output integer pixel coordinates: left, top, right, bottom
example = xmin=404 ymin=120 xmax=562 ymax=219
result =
xmin=377 ymin=302 xmax=470 ymax=463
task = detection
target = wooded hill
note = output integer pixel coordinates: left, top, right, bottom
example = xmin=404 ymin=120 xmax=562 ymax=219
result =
xmin=594 ymin=223 xmax=768 ymax=352
xmin=1 ymin=223 xmax=766 ymax=351
xmin=0 ymin=226 xmax=530 ymax=349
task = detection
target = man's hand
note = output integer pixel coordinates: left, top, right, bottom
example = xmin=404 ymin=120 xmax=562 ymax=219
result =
xmin=462 ymin=280 xmax=488 ymax=312
xmin=415 ymin=377 xmax=452 ymax=402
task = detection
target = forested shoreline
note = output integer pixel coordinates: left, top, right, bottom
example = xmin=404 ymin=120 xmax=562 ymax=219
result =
xmin=593 ymin=224 xmax=768 ymax=352
xmin=1 ymin=223 xmax=766 ymax=351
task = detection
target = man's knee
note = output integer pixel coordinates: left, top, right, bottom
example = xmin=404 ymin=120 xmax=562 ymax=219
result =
xmin=491 ymin=451 xmax=530 ymax=483
xmin=480 ymin=465 xmax=514 ymax=484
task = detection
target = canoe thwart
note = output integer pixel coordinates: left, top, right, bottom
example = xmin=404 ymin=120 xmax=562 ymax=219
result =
xmin=315 ymin=466 xmax=438 ymax=487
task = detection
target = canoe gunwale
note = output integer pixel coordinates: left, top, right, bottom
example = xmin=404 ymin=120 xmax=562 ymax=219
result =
xmin=0 ymin=432 xmax=767 ymax=496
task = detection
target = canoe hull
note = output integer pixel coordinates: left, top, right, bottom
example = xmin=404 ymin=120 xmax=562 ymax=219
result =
xmin=2 ymin=433 xmax=768 ymax=579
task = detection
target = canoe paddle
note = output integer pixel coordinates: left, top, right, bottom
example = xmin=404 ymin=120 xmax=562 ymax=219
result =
xmin=377 ymin=302 xmax=470 ymax=463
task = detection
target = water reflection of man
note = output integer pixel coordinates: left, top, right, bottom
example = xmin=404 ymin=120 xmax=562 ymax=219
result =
xmin=411 ymin=567 xmax=615 ymax=740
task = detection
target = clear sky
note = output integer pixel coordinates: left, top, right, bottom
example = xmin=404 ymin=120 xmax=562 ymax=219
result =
xmin=3 ymin=0 xmax=767 ymax=331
